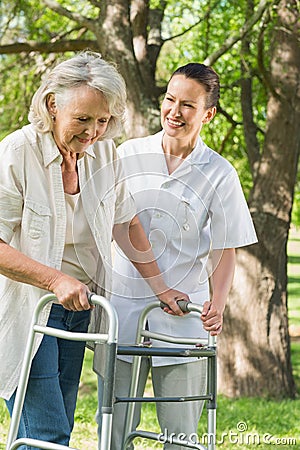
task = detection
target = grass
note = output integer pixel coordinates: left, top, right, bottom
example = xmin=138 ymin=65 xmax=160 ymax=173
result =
xmin=1 ymin=228 xmax=299 ymax=449
xmin=288 ymin=228 xmax=300 ymax=332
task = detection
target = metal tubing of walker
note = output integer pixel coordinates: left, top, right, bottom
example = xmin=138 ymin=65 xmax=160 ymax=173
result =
xmin=207 ymin=410 xmax=217 ymax=450
xmin=9 ymin=438 xmax=78 ymax=450
xmin=207 ymin=344 xmax=217 ymax=450
xmin=6 ymin=293 xmax=118 ymax=450
xmin=122 ymin=301 xmax=159 ymax=445
xmin=100 ymin=340 xmax=117 ymax=450
xmin=122 ymin=301 xmax=216 ymax=449
xmin=124 ymin=430 xmax=208 ymax=450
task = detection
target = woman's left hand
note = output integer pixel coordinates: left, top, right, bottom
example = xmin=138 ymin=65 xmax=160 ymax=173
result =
xmin=201 ymin=301 xmax=223 ymax=335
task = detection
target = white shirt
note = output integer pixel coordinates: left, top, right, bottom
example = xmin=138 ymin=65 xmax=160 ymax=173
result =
xmin=62 ymin=193 xmax=98 ymax=285
xmin=0 ymin=124 xmax=136 ymax=399
xmin=111 ymin=131 xmax=257 ymax=366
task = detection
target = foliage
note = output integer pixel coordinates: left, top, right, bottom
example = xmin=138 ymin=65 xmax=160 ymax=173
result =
xmin=0 ymin=53 xmax=58 ymax=139
xmin=154 ymin=0 xmax=272 ymax=198
xmin=0 ymin=0 xmax=96 ymax=139
xmin=0 ymin=0 xmax=275 ymax=198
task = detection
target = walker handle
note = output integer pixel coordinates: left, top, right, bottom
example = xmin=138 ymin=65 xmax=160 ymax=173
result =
xmin=160 ymin=299 xmax=191 ymax=313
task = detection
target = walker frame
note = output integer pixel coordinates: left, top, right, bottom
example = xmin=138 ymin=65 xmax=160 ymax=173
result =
xmin=6 ymin=293 xmax=118 ymax=450
xmin=116 ymin=300 xmax=217 ymax=450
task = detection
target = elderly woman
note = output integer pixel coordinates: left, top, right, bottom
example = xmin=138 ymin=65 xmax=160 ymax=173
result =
xmin=0 ymin=51 xmax=187 ymax=447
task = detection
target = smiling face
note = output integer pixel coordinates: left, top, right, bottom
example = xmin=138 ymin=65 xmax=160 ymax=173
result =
xmin=47 ymin=85 xmax=111 ymax=155
xmin=161 ymin=74 xmax=216 ymax=147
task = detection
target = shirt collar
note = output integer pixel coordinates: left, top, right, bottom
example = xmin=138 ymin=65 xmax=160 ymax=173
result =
xmin=41 ymin=132 xmax=96 ymax=167
xmin=158 ymin=131 xmax=211 ymax=166
xmin=187 ymin=137 xmax=211 ymax=165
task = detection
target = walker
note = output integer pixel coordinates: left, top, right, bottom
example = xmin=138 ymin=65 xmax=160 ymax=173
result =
xmin=6 ymin=293 xmax=118 ymax=450
xmin=117 ymin=300 xmax=217 ymax=450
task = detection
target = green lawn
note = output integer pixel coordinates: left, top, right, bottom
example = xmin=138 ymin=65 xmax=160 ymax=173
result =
xmin=1 ymin=229 xmax=299 ymax=449
xmin=288 ymin=228 xmax=300 ymax=333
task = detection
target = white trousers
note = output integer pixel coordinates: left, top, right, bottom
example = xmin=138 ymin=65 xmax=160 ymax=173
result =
xmin=98 ymin=357 xmax=207 ymax=450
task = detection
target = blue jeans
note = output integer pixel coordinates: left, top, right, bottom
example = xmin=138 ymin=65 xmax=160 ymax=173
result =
xmin=6 ymin=303 xmax=90 ymax=450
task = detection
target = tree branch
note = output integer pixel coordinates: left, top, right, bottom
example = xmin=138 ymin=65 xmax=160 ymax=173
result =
xmin=88 ymin=0 xmax=102 ymax=7
xmin=147 ymin=2 xmax=166 ymax=71
xmin=0 ymin=3 xmax=19 ymax=38
xmin=0 ymin=40 xmax=99 ymax=55
xmin=163 ymin=0 xmax=219 ymax=43
xmin=51 ymin=27 xmax=89 ymax=41
xmin=41 ymin=0 xmax=98 ymax=33
xmin=130 ymin=0 xmax=149 ymax=38
xmin=218 ymin=104 xmax=241 ymax=127
xmin=218 ymin=124 xmax=236 ymax=155
xmin=130 ymin=0 xmax=148 ymax=62
xmin=257 ymin=12 xmax=279 ymax=98
xmin=240 ymin=0 xmax=262 ymax=179
xmin=204 ymin=0 xmax=271 ymax=66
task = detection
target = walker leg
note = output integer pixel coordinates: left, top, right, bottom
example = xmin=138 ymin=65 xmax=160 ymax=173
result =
xmin=207 ymin=341 xmax=217 ymax=450
xmin=207 ymin=409 xmax=216 ymax=450
xmin=6 ymin=328 xmax=36 ymax=449
xmin=121 ymin=354 xmax=143 ymax=448
xmin=99 ymin=342 xmax=117 ymax=450
xmin=99 ymin=415 xmax=113 ymax=450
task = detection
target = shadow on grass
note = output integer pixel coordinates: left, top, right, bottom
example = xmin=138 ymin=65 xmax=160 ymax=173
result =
xmin=291 ymin=341 xmax=300 ymax=393
xmin=288 ymin=276 xmax=300 ymax=285
xmin=289 ymin=237 xmax=300 ymax=242
xmin=288 ymin=255 xmax=300 ymax=265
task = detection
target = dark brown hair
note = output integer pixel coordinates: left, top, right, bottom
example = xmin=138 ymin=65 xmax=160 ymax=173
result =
xmin=171 ymin=63 xmax=220 ymax=109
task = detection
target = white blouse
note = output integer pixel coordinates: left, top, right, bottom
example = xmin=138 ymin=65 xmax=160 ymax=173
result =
xmin=0 ymin=124 xmax=136 ymax=399
xmin=62 ymin=193 xmax=98 ymax=287
xmin=111 ymin=131 xmax=258 ymax=366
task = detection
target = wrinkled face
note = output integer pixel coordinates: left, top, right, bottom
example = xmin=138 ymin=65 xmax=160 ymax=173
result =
xmin=161 ymin=74 xmax=215 ymax=143
xmin=48 ymin=85 xmax=111 ymax=154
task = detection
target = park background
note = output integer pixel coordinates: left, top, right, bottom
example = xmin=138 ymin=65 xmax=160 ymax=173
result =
xmin=0 ymin=0 xmax=299 ymax=448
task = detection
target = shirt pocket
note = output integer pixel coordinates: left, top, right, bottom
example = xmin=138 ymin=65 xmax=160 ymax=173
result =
xmin=23 ymin=199 xmax=51 ymax=239
xmin=171 ymin=195 xmax=212 ymax=261
xmin=173 ymin=196 xmax=201 ymax=238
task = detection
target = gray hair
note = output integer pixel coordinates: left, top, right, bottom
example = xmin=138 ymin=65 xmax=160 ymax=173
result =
xmin=28 ymin=51 xmax=127 ymax=139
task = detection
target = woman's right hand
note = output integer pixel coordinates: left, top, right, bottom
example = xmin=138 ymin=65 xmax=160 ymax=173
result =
xmin=48 ymin=272 xmax=92 ymax=311
xmin=0 ymin=240 xmax=92 ymax=311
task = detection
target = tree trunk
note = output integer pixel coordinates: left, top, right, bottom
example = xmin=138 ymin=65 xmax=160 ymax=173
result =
xmin=218 ymin=0 xmax=300 ymax=398
xmin=95 ymin=0 xmax=161 ymax=138
xmin=240 ymin=0 xmax=261 ymax=179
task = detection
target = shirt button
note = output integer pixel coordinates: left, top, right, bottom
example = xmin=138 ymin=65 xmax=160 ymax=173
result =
xmin=183 ymin=223 xmax=190 ymax=231
xmin=155 ymin=212 xmax=162 ymax=218
xmin=163 ymin=182 xmax=170 ymax=189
